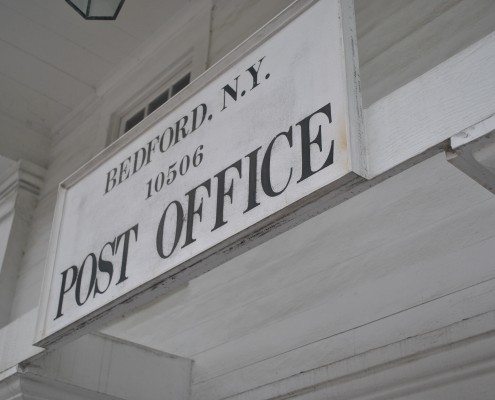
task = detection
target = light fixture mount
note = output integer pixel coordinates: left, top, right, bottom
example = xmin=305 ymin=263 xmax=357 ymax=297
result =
xmin=65 ymin=0 xmax=126 ymax=21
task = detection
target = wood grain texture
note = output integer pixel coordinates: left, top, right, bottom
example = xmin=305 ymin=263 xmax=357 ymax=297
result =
xmin=357 ymin=0 xmax=495 ymax=106
xmin=101 ymin=155 xmax=495 ymax=399
xmin=365 ymin=30 xmax=495 ymax=177
xmin=3 ymin=0 xmax=495 ymax=397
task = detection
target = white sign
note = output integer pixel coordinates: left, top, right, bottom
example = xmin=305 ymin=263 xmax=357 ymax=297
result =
xmin=36 ymin=0 xmax=363 ymax=347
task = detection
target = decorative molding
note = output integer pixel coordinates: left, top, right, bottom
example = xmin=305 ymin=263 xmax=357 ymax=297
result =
xmin=0 ymin=161 xmax=45 ymax=220
xmin=0 ymin=373 xmax=22 ymax=400
xmin=0 ymin=161 xmax=45 ymax=326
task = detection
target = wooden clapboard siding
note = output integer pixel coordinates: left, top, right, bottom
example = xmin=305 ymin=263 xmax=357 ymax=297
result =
xmin=106 ymin=159 xmax=493 ymax=354
xmin=365 ymin=30 xmax=495 ymax=177
xmin=2 ymin=1 xmax=495 ymax=398
xmin=209 ymin=0 xmax=295 ymax=65
xmin=96 ymin=3 xmax=495 ymax=398
xmin=100 ymin=156 xmax=495 ymax=396
xmin=358 ymin=0 xmax=495 ymax=106
xmin=110 ymin=0 xmax=187 ymax=42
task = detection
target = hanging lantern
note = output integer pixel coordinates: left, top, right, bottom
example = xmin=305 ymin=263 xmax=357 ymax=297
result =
xmin=65 ymin=0 xmax=126 ymax=20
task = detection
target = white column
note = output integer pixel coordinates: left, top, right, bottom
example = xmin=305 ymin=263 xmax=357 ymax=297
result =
xmin=0 ymin=160 xmax=45 ymax=326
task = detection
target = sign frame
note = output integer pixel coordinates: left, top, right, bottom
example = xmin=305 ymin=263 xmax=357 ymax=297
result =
xmin=35 ymin=0 xmax=365 ymax=349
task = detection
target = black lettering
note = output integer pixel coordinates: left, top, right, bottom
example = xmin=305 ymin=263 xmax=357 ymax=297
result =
xmin=191 ymin=104 xmax=207 ymax=133
xmin=94 ymin=240 xmax=115 ymax=296
xmin=212 ymin=160 xmax=242 ymax=231
xmin=145 ymin=136 xmax=160 ymax=165
xmin=55 ymin=265 xmax=78 ymax=320
xmin=221 ymin=76 xmax=240 ymax=111
xmin=246 ymin=57 xmax=265 ymax=90
xmin=156 ymin=201 xmax=184 ymax=259
xmin=244 ymin=147 xmax=262 ymax=213
xmin=118 ymin=156 xmax=132 ymax=184
xmin=115 ymin=224 xmax=139 ymax=284
xmin=261 ymin=128 xmax=293 ymax=197
xmin=297 ymin=103 xmax=334 ymax=182
xmin=75 ymin=253 xmax=97 ymax=306
xmin=105 ymin=168 xmax=118 ymax=194
xmin=174 ymin=116 xmax=189 ymax=145
xmin=133 ymin=148 xmax=147 ymax=175
xmin=182 ymin=180 xmax=211 ymax=247
xmin=159 ymin=127 xmax=174 ymax=153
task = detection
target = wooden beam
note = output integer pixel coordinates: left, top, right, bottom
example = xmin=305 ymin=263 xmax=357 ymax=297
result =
xmin=365 ymin=31 xmax=495 ymax=178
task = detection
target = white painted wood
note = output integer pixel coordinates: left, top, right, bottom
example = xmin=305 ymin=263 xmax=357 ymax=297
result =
xmin=12 ymin=375 xmax=126 ymax=400
xmin=341 ymin=0 xmax=366 ymax=177
xmin=172 ymin=198 xmax=495 ymax=372
xmin=355 ymin=0 xmax=414 ymax=46
xmin=451 ymin=114 xmax=495 ymax=149
xmin=0 ymin=157 xmax=14 ymax=176
xmin=0 ymin=40 xmax=94 ymax=110
xmin=23 ymin=334 xmax=192 ymax=400
xmin=209 ymin=0 xmax=294 ymax=65
xmin=2 ymin=2 xmax=495 ymax=400
xmin=36 ymin=0 xmax=364 ymax=349
xmin=96 ymin=0 xmax=212 ymax=99
xmin=0 ymin=0 xmax=138 ymax=63
xmin=0 ymin=308 xmax=43 ymax=373
xmin=0 ymin=161 xmax=44 ymax=326
xmin=447 ymin=130 xmax=495 ymax=194
xmin=1 ymin=342 xmax=191 ymax=400
xmin=192 ymin=279 xmax=495 ymax=400
xmin=111 ymin=0 xmax=186 ymax=41
xmin=102 ymin=156 xmax=492 ymax=346
xmin=0 ymin=6 xmax=114 ymax=87
xmin=100 ymin=155 xmax=495 ymax=399
xmin=0 ymin=113 xmax=50 ymax=168
xmin=0 ymin=74 xmax=70 ymax=135
xmin=357 ymin=0 xmax=461 ymax=66
xmin=197 ymin=310 xmax=495 ymax=400
xmin=9 ymin=190 xmax=55 ymax=320
xmin=0 ymin=0 xmax=208 ymax=141
xmin=364 ymin=30 xmax=495 ymax=177
xmin=52 ymin=1 xmax=212 ymax=152
xmin=46 ymin=115 xmax=104 ymax=194
xmin=1 ymin=331 xmax=192 ymax=400
xmin=359 ymin=0 xmax=495 ymax=106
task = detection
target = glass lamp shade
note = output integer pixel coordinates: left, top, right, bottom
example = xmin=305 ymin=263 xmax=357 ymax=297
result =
xmin=65 ymin=0 xmax=125 ymax=20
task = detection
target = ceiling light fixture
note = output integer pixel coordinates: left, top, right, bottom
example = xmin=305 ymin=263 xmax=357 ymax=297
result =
xmin=65 ymin=0 xmax=126 ymax=20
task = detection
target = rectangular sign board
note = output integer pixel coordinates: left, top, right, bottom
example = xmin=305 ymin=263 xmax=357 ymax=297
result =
xmin=36 ymin=0 xmax=364 ymax=347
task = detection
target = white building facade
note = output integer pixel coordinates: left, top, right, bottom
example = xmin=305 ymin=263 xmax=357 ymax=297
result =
xmin=1 ymin=1 xmax=495 ymax=399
